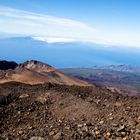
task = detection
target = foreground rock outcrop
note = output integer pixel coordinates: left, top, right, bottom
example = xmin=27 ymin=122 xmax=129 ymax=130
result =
xmin=0 ymin=82 xmax=140 ymax=140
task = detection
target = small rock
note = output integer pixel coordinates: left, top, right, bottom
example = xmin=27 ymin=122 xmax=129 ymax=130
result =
xmin=127 ymin=120 xmax=137 ymax=127
xmin=28 ymin=126 xmax=33 ymax=130
xmin=49 ymin=131 xmax=55 ymax=136
xmin=58 ymin=119 xmax=62 ymax=123
xmin=112 ymin=123 xmax=118 ymax=127
xmin=109 ymin=117 xmax=113 ymax=120
xmin=29 ymin=137 xmax=44 ymax=140
xmin=82 ymin=126 xmax=88 ymax=131
xmin=18 ymin=111 xmax=21 ymax=115
xmin=19 ymin=94 xmax=29 ymax=98
xmin=53 ymin=132 xmax=62 ymax=140
xmin=78 ymin=124 xmax=83 ymax=128
xmin=122 ymin=138 xmax=127 ymax=140
xmin=117 ymin=125 xmax=125 ymax=132
xmin=138 ymin=116 xmax=140 ymax=120
xmin=121 ymin=131 xmax=126 ymax=136
xmin=115 ymin=102 xmax=123 ymax=107
xmin=109 ymin=113 xmax=113 ymax=116
xmin=106 ymin=132 xmax=111 ymax=136
xmin=65 ymin=126 xmax=70 ymax=130
xmin=136 ymin=129 xmax=140 ymax=134
xmin=137 ymin=117 xmax=140 ymax=124
xmin=136 ymin=134 xmax=140 ymax=140
xmin=18 ymin=130 xmax=23 ymax=134
xmin=94 ymin=127 xmax=98 ymax=131
xmin=99 ymin=121 xmax=104 ymax=124
xmin=95 ymin=130 xmax=100 ymax=135
xmin=83 ymin=123 xmax=87 ymax=126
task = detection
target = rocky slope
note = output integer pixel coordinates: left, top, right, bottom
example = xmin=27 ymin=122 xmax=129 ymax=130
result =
xmin=0 ymin=82 xmax=140 ymax=140
xmin=0 ymin=60 xmax=89 ymax=86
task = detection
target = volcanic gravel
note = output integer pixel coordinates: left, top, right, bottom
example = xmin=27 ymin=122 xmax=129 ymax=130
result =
xmin=0 ymin=82 xmax=140 ymax=140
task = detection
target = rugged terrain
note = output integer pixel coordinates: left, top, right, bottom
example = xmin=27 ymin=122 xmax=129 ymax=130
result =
xmin=0 ymin=82 xmax=140 ymax=140
xmin=0 ymin=60 xmax=89 ymax=86
xmin=61 ymin=67 xmax=140 ymax=95
xmin=0 ymin=61 xmax=140 ymax=140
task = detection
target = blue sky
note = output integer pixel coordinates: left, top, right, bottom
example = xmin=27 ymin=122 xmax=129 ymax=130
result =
xmin=0 ymin=0 xmax=140 ymax=47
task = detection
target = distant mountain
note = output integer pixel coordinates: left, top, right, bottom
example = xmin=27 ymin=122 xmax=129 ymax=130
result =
xmin=0 ymin=36 xmax=140 ymax=67
xmin=0 ymin=60 xmax=89 ymax=86
xmin=61 ymin=66 xmax=140 ymax=95
xmin=93 ymin=65 xmax=140 ymax=75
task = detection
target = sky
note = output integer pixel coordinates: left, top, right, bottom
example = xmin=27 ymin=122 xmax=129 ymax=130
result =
xmin=0 ymin=0 xmax=140 ymax=47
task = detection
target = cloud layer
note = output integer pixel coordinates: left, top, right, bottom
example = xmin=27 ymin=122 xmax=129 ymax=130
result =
xmin=0 ymin=5 xmax=140 ymax=47
xmin=0 ymin=6 xmax=100 ymax=43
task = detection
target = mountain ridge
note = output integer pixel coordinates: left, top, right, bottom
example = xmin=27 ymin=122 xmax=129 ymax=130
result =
xmin=0 ymin=60 xmax=90 ymax=86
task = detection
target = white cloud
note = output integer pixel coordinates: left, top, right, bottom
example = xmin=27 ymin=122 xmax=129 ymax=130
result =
xmin=33 ymin=36 xmax=76 ymax=43
xmin=0 ymin=6 xmax=98 ymax=43
xmin=0 ymin=5 xmax=140 ymax=48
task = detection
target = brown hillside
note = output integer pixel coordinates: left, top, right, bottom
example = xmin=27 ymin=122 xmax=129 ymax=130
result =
xmin=0 ymin=60 xmax=90 ymax=86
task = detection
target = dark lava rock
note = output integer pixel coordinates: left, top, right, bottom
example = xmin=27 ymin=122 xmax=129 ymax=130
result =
xmin=0 ymin=60 xmax=18 ymax=70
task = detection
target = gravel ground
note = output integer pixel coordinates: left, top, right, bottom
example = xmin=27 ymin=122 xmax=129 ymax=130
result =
xmin=0 ymin=82 xmax=140 ymax=140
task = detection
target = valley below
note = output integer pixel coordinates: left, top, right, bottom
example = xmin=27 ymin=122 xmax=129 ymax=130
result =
xmin=61 ymin=66 xmax=140 ymax=96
